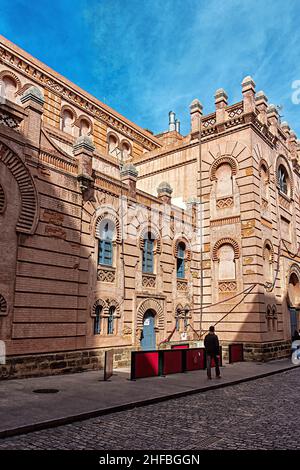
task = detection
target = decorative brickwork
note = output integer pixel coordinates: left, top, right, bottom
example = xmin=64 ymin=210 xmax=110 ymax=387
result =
xmin=0 ymin=294 xmax=7 ymax=314
xmin=212 ymin=238 xmax=240 ymax=260
xmin=210 ymin=216 xmax=240 ymax=227
xmin=97 ymin=267 xmax=116 ymax=283
xmin=139 ymin=225 xmax=162 ymax=254
xmin=0 ymin=45 xmax=160 ymax=152
xmin=137 ymin=298 xmax=164 ymax=329
xmin=216 ymin=196 xmax=234 ymax=209
xmin=202 ymin=114 xmax=216 ymax=128
xmin=173 ymin=237 xmax=192 ymax=260
xmin=91 ymin=298 xmax=107 ymax=316
xmin=95 ymin=211 xmax=121 ymax=243
xmin=0 ymin=142 xmax=38 ymax=234
xmin=210 ymin=156 xmax=238 ymax=181
xmin=0 ymin=183 xmax=5 ymax=213
xmin=0 ymin=109 xmax=21 ymax=130
xmin=142 ymin=274 xmax=156 ymax=288
xmin=278 ymin=194 xmax=291 ymax=210
xmin=227 ymin=103 xmax=243 ymax=118
xmin=177 ymin=279 xmax=188 ymax=291
xmin=218 ymin=281 xmax=237 ymax=292
xmin=0 ymin=69 xmax=21 ymax=91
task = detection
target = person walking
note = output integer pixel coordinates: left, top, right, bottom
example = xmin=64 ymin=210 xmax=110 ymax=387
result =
xmin=204 ymin=325 xmax=221 ymax=379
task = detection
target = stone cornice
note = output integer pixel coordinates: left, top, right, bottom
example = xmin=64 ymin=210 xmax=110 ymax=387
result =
xmin=0 ymin=35 xmax=161 ymax=152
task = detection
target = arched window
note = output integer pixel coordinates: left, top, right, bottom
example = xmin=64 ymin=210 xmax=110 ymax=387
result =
xmin=121 ymin=141 xmax=131 ymax=160
xmin=288 ymin=272 xmax=300 ymax=307
xmin=278 ymin=164 xmax=289 ymax=195
xmin=79 ymin=118 xmax=90 ymax=136
xmin=107 ymin=306 xmax=115 ymax=335
xmin=175 ymin=306 xmax=182 ymax=331
xmin=218 ymin=244 xmax=236 ymax=280
xmin=94 ymin=305 xmax=102 ymax=335
xmin=98 ymin=221 xmax=114 ymax=266
xmin=108 ymin=134 xmax=119 ymax=157
xmin=215 ymin=163 xmax=233 ymax=198
xmin=142 ymin=232 xmax=154 ymax=273
xmin=1 ymin=76 xmax=17 ymax=101
xmin=177 ymin=242 xmax=185 ymax=278
xmin=260 ymin=163 xmax=269 ymax=201
xmin=263 ymin=243 xmax=273 ymax=284
xmin=61 ymin=109 xmax=74 ymax=134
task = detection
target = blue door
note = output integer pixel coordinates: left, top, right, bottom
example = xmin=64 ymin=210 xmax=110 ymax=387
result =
xmin=141 ymin=310 xmax=156 ymax=350
xmin=290 ymin=308 xmax=298 ymax=338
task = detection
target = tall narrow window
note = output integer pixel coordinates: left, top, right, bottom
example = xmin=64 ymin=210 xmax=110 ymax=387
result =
xmin=94 ymin=306 xmax=102 ymax=335
xmin=218 ymin=244 xmax=235 ymax=280
xmin=278 ymin=165 xmax=289 ymax=195
xmin=107 ymin=306 xmax=115 ymax=335
xmin=108 ymin=134 xmax=119 ymax=157
xmin=142 ymin=232 xmax=154 ymax=273
xmin=263 ymin=243 xmax=273 ymax=285
xmin=1 ymin=76 xmax=17 ymax=101
xmin=175 ymin=307 xmax=181 ymax=331
xmin=121 ymin=141 xmax=131 ymax=160
xmin=62 ymin=109 xmax=74 ymax=134
xmin=98 ymin=222 xmax=113 ymax=266
xmin=215 ymin=163 xmax=233 ymax=198
xmin=177 ymin=242 xmax=185 ymax=278
xmin=260 ymin=163 xmax=269 ymax=201
xmin=79 ymin=118 xmax=90 ymax=136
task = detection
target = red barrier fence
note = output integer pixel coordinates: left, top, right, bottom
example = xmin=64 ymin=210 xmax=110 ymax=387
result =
xmin=162 ymin=350 xmax=183 ymax=375
xmin=131 ymin=351 xmax=160 ymax=379
xmin=228 ymin=343 xmax=244 ymax=363
xmin=131 ymin=344 xmax=244 ymax=379
xmin=131 ymin=348 xmax=207 ymax=380
xmin=186 ymin=348 xmax=206 ymax=371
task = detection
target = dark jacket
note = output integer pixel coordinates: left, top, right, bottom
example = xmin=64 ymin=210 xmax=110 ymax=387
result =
xmin=292 ymin=330 xmax=300 ymax=341
xmin=204 ymin=332 xmax=220 ymax=355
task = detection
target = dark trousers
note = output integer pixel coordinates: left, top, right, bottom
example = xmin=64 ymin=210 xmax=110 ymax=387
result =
xmin=206 ymin=353 xmax=220 ymax=378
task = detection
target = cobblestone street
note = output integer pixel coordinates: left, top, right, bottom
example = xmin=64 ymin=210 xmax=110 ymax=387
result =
xmin=0 ymin=368 xmax=299 ymax=450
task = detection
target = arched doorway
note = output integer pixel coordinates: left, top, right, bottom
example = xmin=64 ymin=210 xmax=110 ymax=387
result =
xmin=288 ymin=271 xmax=300 ymax=339
xmin=140 ymin=309 xmax=156 ymax=350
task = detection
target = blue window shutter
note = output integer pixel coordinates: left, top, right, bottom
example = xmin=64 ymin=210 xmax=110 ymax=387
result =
xmin=177 ymin=258 xmax=185 ymax=278
xmin=177 ymin=243 xmax=185 ymax=278
xmin=94 ymin=307 xmax=101 ymax=335
xmin=98 ymin=239 xmax=113 ymax=266
xmin=107 ymin=307 xmax=115 ymax=334
xmin=143 ymin=235 xmax=154 ymax=273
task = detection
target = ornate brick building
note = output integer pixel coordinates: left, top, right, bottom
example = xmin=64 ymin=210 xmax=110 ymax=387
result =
xmin=0 ymin=35 xmax=299 ymax=378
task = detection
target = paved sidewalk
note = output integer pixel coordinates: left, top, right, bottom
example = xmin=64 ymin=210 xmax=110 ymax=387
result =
xmin=0 ymin=358 xmax=298 ymax=438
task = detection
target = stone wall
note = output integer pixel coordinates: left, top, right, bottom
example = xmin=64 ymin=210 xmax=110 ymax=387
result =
xmin=0 ymin=347 xmax=133 ymax=380
xmin=243 ymin=340 xmax=291 ymax=361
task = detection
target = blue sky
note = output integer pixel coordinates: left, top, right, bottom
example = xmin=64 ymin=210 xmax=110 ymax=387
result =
xmin=1 ymin=0 xmax=300 ymax=136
